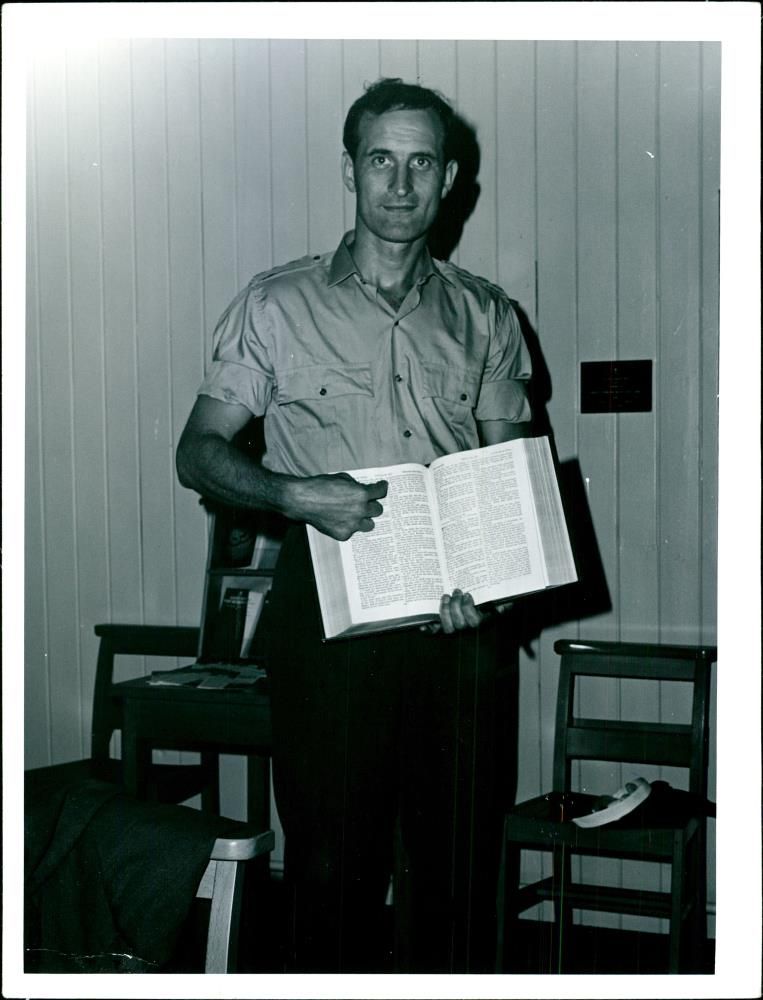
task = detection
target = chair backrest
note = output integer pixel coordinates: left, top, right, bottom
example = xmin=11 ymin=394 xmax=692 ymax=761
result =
xmin=552 ymin=639 xmax=717 ymax=797
xmin=91 ymin=624 xmax=201 ymax=762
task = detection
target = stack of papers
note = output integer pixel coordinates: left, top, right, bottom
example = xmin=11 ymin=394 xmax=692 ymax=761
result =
xmin=148 ymin=663 xmax=267 ymax=690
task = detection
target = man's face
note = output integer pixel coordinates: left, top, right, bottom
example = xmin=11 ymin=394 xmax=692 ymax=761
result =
xmin=342 ymin=108 xmax=458 ymax=246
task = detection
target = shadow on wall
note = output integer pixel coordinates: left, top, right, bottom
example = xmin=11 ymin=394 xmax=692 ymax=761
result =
xmin=510 ymin=458 xmax=613 ymax=646
xmin=489 ymin=308 xmax=612 ymax=816
xmin=428 ymin=112 xmax=481 ymax=262
xmin=495 ymin=311 xmax=612 ymax=809
xmin=494 ymin=458 xmax=612 ymax=812
xmin=425 ymin=110 xmax=613 ymax=635
xmin=511 ymin=301 xmax=613 ymax=642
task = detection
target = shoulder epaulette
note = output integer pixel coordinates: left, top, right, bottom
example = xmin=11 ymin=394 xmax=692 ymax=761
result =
xmin=435 ymin=259 xmax=512 ymax=303
xmin=250 ymin=251 xmax=330 ymax=288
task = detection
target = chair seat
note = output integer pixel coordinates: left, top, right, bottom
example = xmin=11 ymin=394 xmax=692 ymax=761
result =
xmin=505 ymin=790 xmax=700 ymax=860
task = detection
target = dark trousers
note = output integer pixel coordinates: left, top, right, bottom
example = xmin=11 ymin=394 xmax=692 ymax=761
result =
xmin=263 ymin=525 xmax=508 ymax=973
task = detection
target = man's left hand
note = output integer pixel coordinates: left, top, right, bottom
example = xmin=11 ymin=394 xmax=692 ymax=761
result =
xmin=420 ymin=593 xmax=515 ymax=635
xmin=420 ymin=589 xmax=483 ymax=635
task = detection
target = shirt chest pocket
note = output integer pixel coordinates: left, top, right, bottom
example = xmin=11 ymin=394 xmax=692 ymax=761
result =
xmin=274 ymin=364 xmax=376 ymax=456
xmin=420 ymin=363 xmax=480 ymax=420
xmin=274 ymin=363 xmax=377 ymax=472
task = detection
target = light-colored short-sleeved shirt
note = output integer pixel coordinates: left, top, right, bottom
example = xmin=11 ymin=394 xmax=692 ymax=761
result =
xmin=198 ymin=233 xmax=531 ymax=477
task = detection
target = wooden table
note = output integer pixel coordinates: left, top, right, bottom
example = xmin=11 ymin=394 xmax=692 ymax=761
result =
xmin=115 ymin=674 xmax=273 ymax=830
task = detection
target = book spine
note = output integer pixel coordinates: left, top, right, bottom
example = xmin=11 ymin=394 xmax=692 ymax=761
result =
xmin=216 ymin=587 xmax=249 ymax=662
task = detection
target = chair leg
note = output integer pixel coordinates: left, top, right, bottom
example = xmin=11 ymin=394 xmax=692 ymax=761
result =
xmin=683 ymin=825 xmax=706 ymax=971
xmin=551 ymin=845 xmax=572 ymax=973
xmin=246 ymin=754 xmax=270 ymax=829
xmin=204 ymin=859 xmax=245 ymax=973
xmin=669 ymin=833 xmax=686 ymax=973
xmin=392 ymin=821 xmax=412 ymax=973
xmin=496 ymin=843 xmax=522 ymax=973
xmin=495 ymin=839 xmax=505 ymax=972
xmin=692 ymin=822 xmax=709 ymax=962
xmin=200 ymin=752 xmax=220 ymax=814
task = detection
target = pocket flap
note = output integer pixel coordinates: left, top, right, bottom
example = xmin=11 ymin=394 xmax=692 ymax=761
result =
xmin=276 ymin=364 xmax=374 ymax=404
xmin=421 ymin=363 xmax=480 ymax=406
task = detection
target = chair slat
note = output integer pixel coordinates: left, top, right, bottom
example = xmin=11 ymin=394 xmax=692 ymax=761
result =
xmin=565 ymin=652 xmax=698 ymax=681
xmin=531 ymin=877 xmax=673 ymax=918
xmin=94 ymin=623 xmax=200 ymax=657
xmin=565 ymin=724 xmax=693 ymax=767
xmin=570 ymin=718 xmax=691 ymax=736
xmin=554 ymin=639 xmax=717 ymax=663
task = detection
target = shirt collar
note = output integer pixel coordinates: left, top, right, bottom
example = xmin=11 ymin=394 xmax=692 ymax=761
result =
xmin=327 ymin=231 xmax=455 ymax=288
xmin=327 ymin=234 xmax=358 ymax=286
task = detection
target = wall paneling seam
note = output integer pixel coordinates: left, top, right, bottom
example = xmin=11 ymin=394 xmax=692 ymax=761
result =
xmin=28 ymin=59 xmax=54 ymax=761
xmin=96 ymin=47 xmax=113 ymax=628
xmin=126 ymin=40 xmax=147 ymax=636
xmin=162 ymin=39 xmax=181 ymax=627
xmin=62 ymin=49 xmax=86 ymax=752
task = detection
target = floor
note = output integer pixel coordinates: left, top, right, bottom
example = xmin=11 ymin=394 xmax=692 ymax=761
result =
xmin=500 ymin=919 xmax=715 ymax=975
xmin=173 ymin=873 xmax=715 ymax=976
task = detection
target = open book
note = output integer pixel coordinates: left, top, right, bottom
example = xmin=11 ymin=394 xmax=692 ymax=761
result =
xmin=306 ymin=436 xmax=577 ymax=640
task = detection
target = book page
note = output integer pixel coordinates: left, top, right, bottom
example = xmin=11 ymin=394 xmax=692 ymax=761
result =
xmin=431 ymin=441 xmax=548 ymax=604
xmin=339 ymin=464 xmax=447 ymax=623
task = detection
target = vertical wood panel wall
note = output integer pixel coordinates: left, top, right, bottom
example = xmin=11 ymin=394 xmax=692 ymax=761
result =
xmin=25 ymin=39 xmax=721 ymax=925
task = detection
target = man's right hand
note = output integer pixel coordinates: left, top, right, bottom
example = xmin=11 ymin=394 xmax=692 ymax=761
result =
xmin=285 ymin=473 xmax=388 ymax=541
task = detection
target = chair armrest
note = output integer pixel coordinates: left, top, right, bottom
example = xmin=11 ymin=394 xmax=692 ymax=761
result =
xmin=210 ymin=829 xmax=275 ymax=862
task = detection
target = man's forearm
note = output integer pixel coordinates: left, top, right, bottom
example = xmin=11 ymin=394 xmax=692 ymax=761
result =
xmin=176 ymin=430 xmax=299 ymax=516
xmin=176 ymin=429 xmax=388 ymax=540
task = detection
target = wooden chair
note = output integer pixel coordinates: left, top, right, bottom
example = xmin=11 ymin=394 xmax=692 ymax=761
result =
xmin=498 ymin=638 xmax=716 ymax=973
xmin=30 ymin=624 xmax=219 ymax=810
xmin=200 ymin=828 xmax=275 ymax=972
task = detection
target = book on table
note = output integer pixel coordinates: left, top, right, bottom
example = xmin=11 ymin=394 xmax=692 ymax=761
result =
xmin=203 ymin=581 xmax=269 ymax=663
xmin=306 ymin=435 xmax=578 ymax=640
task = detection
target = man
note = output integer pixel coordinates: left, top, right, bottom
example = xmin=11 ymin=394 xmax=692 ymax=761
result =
xmin=177 ymin=78 xmax=532 ymax=972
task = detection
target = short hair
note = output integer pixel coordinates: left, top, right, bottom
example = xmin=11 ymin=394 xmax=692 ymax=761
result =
xmin=342 ymin=78 xmax=457 ymax=163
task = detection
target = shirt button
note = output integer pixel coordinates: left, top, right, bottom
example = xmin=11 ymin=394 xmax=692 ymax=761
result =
xmin=393 ymin=320 xmax=399 ymax=327
xmin=319 ymin=387 xmax=327 ymax=396
xmin=403 ymin=429 xmax=412 ymax=438
xmin=460 ymin=393 xmax=468 ymax=401
xmin=395 ymin=374 xmax=403 ymax=383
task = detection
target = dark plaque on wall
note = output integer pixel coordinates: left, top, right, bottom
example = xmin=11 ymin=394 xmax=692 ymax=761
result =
xmin=580 ymin=360 xmax=653 ymax=413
